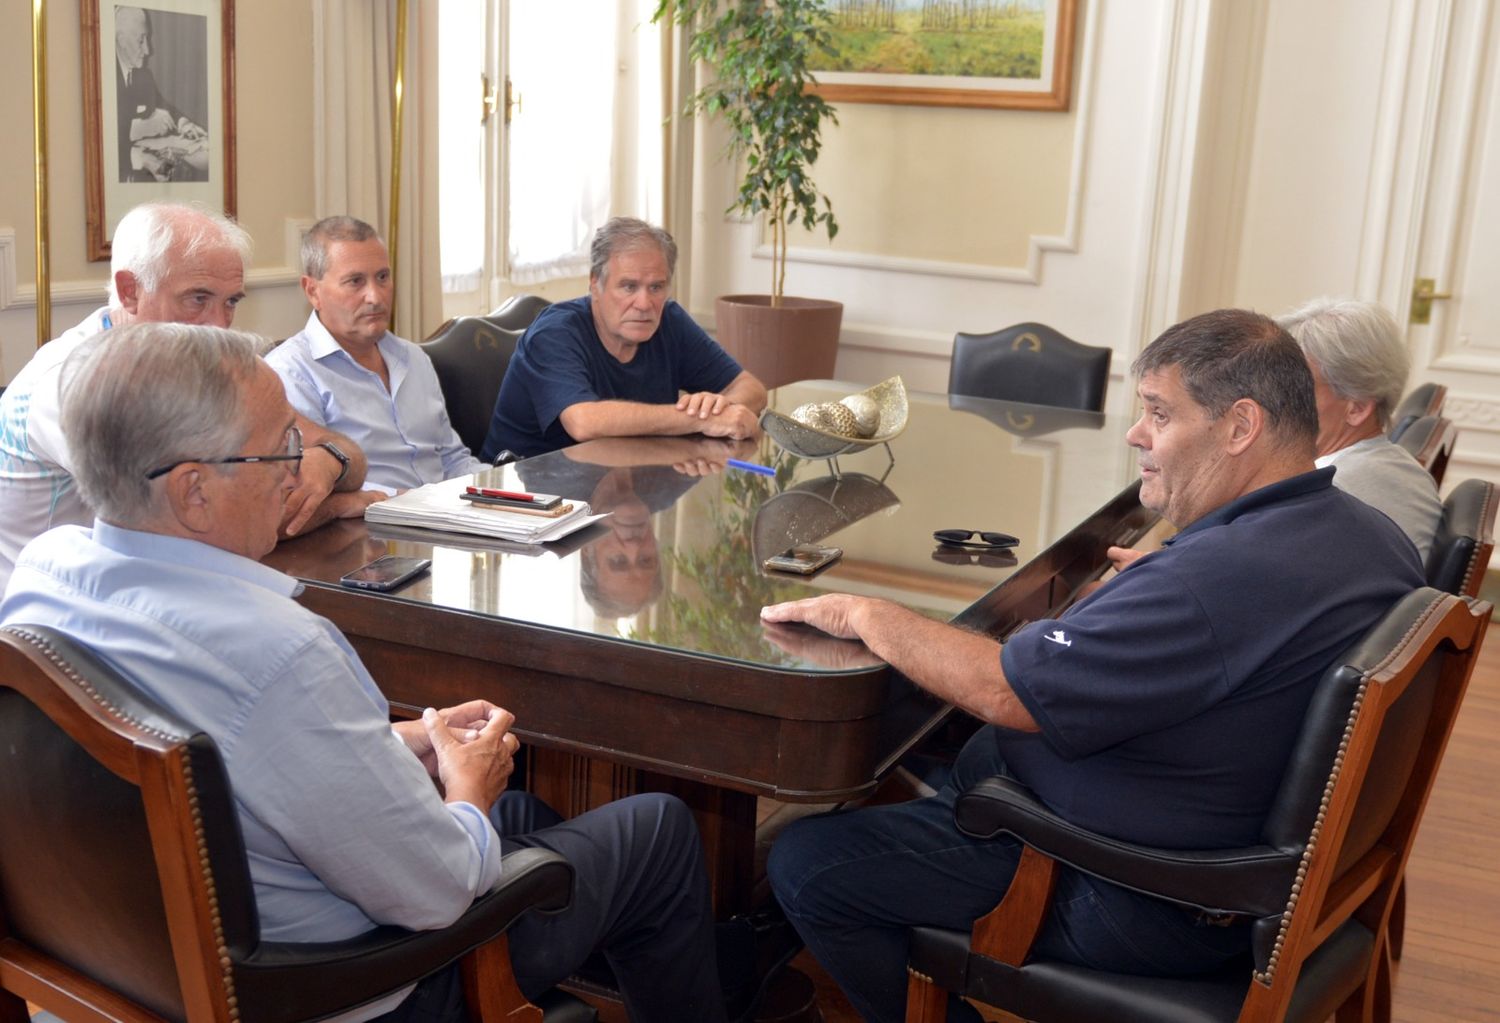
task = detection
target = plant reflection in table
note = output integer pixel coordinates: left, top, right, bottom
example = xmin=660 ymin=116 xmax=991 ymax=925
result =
xmin=636 ymin=452 xmax=827 ymax=666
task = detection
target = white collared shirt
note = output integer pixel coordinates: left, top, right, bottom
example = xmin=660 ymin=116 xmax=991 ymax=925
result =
xmin=267 ymin=312 xmax=484 ymax=491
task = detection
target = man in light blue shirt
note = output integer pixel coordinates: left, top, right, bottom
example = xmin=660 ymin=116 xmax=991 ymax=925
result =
xmin=267 ymin=216 xmax=485 ymax=491
xmin=1 ymin=322 xmax=725 ymax=1022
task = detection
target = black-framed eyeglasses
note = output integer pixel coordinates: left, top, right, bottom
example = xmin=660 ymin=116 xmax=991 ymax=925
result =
xmin=933 ymin=528 xmax=1020 ymax=550
xmin=146 ymin=425 xmax=303 ymax=481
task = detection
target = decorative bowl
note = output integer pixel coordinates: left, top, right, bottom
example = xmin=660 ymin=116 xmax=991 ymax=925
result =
xmin=760 ymin=377 xmax=909 ymax=459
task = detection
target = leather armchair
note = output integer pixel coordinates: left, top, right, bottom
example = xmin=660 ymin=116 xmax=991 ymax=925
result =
xmin=948 ymin=323 xmax=1111 ymax=412
xmin=1387 ymin=382 xmax=1446 ymax=442
xmin=906 ymin=588 xmax=1491 ymax=1023
xmin=0 ymin=624 xmax=593 ymax=1023
xmin=1424 ymin=477 xmax=1496 ymax=598
xmin=422 ymin=318 xmax=524 ymax=460
xmin=1393 ymin=414 xmax=1457 ymax=486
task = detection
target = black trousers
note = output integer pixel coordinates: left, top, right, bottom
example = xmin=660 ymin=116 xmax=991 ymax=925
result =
xmin=374 ymin=790 xmax=725 ymax=1023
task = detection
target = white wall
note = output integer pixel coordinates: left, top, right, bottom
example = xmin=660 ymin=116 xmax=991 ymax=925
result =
xmin=680 ymin=0 xmax=1212 ymax=434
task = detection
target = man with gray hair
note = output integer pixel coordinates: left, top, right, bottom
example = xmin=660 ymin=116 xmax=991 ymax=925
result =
xmin=0 ymin=200 xmax=373 ymax=593
xmin=266 ymin=215 xmax=485 ymax=490
xmin=0 ymin=322 xmax=727 ymax=1022
xmin=1277 ymin=296 xmax=1440 ymax=558
xmin=481 ymin=216 xmax=766 ymax=459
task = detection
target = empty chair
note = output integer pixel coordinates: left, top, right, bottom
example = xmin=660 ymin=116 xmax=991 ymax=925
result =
xmin=1426 ymin=478 xmax=1497 ymax=598
xmin=1388 ymin=382 xmax=1447 ymax=442
xmin=905 ymin=587 xmax=1491 ymax=1023
xmin=488 ymin=293 xmax=553 ymax=333
xmin=423 ymin=317 xmax=525 ymax=459
xmin=1394 ymin=414 xmax=1458 ymax=486
xmin=0 ymin=623 xmax=592 ymax=1023
xmin=948 ymin=323 xmax=1111 ymax=412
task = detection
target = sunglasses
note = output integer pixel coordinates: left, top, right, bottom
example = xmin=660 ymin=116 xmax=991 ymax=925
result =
xmin=931 ymin=546 xmax=1018 ymax=568
xmin=933 ymin=528 xmax=1020 ymax=550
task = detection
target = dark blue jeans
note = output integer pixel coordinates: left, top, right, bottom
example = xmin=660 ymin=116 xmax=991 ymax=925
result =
xmin=766 ymin=729 xmax=1250 ymax=1023
xmin=377 ymin=790 xmax=725 ymax=1023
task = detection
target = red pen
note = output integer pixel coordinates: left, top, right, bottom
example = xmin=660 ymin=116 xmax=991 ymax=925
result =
xmin=465 ymin=486 xmax=535 ymax=502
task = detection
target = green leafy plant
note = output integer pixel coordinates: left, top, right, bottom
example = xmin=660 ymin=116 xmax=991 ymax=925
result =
xmin=654 ymin=0 xmax=840 ymax=303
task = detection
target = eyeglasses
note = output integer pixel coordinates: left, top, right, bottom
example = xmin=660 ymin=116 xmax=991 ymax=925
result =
xmin=146 ymin=426 xmax=303 ymax=480
xmin=933 ymin=528 xmax=1020 ymax=550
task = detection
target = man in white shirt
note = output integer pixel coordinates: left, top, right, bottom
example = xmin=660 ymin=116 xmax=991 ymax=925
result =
xmin=1 ymin=321 xmax=725 ymax=1022
xmin=266 ymin=216 xmax=485 ymax=491
xmin=0 ymin=200 xmax=374 ymax=593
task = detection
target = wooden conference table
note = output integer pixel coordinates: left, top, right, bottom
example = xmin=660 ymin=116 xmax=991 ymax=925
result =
xmin=265 ymin=381 xmax=1156 ymax=915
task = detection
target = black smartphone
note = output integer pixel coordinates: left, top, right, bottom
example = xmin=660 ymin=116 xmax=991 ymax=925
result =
xmin=763 ymin=544 xmax=843 ymax=575
xmin=339 ymin=555 xmax=432 ymax=592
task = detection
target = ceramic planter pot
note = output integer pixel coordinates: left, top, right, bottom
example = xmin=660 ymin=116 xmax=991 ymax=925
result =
xmin=714 ymin=295 xmax=843 ymax=390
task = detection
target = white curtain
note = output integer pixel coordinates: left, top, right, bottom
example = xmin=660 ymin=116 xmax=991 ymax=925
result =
xmin=311 ymin=0 xmax=441 ymax=341
xmin=505 ymin=0 xmax=617 ymax=283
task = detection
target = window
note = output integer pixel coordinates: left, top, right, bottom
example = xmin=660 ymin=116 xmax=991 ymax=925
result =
xmin=438 ymin=1 xmax=665 ymax=316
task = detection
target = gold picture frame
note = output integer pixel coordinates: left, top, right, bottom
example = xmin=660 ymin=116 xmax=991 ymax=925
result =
xmin=810 ymin=0 xmax=1077 ymax=111
xmin=82 ymin=0 xmax=237 ymax=261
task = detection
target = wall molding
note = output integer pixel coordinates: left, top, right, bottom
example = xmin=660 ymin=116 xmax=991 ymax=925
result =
xmin=0 ymin=229 xmax=14 ymax=310
xmin=753 ymin=0 xmax=1103 ymax=286
xmin=1448 ymin=394 xmax=1500 ymax=433
xmin=5 ymin=267 xmax=300 ymax=312
xmin=1131 ymin=0 xmax=1214 ymax=355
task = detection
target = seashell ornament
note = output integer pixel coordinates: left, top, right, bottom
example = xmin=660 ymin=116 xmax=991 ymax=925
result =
xmin=839 ymin=393 xmax=880 ymax=438
xmin=790 ymin=401 xmax=861 ymax=438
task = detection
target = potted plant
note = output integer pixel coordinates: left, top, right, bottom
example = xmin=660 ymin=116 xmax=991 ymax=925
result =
xmin=653 ymin=0 xmax=844 ymax=389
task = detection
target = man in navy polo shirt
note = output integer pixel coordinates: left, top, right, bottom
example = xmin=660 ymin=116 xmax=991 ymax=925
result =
xmin=480 ymin=218 xmax=766 ymax=460
xmin=759 ymin=308 xmax=1424 ymax=1023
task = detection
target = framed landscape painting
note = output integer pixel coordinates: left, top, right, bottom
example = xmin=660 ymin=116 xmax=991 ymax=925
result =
xmin=82 ymin=0 xmax=237 ymax=260
xmin=810 ymin=0 xmax=1078 ymax=110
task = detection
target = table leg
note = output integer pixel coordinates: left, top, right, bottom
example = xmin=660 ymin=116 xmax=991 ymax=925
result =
xmin=528 ymin=748 xmax=759 ymax=917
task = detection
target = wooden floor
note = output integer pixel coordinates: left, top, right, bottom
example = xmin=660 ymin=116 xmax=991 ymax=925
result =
xmin=806 ymin=592 xmax=1500 ymax=1023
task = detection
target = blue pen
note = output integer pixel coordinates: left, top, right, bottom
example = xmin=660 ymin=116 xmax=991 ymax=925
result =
xmin=726 ymin=458 xmax=776 ymax=477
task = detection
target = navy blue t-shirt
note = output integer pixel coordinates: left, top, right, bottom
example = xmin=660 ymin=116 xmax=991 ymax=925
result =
xmin=481 ymin=297 xmax=744 ymax=460
xmin=997 ymin=468 xmax=1423 ymax=850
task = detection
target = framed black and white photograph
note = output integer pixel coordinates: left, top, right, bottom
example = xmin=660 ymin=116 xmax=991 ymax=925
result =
xmin=82 ymin=0 xmax=236 ymax=260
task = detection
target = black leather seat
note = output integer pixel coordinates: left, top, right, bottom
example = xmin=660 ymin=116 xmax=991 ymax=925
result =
xmin=1426 ymin=478 xmax=1496 ymax=598
xmin=487 ymin=293 xmax=553 ymax=333
xmin=905 ymin=588 xmax=1492 ymax=1023
xmin=422 ymin=317 xmax=524 ymax=460
xmin=948 ymin=323 xmax=1111 ymax=412
xmin=1394 ymin=414 xmax=1457 ymax=486
xmin=1388 ymin=382 xmax=1447 ymax=442
xmin=0 ymin=624 xmax=594 ymax=1023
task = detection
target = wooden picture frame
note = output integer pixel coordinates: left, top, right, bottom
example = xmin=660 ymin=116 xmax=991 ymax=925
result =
xmin=82 ymin=0 xmax=236 ymax=261
xmin=810 ymin=0 xmax=1078 ymax=111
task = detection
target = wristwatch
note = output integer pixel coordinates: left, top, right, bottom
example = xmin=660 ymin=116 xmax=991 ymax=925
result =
xmin=315 ymin=441 xmax=351 ymax=486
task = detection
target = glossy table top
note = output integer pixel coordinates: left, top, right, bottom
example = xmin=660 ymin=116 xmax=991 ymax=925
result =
xmin=267 ymin=381 xmax=1145 ymax=674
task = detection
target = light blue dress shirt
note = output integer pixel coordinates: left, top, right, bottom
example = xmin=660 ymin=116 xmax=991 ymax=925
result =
xmin=267 ymin=312 xmax=485 ymax=491
xmin=1 ymin=522 xmax=504 ymax=1020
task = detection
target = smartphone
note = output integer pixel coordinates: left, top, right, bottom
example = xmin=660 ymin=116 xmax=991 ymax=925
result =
xmin=339 ymin=555 xmax=432 ymax=592
xmin=763 ymin=544 xmax=843 ymax=575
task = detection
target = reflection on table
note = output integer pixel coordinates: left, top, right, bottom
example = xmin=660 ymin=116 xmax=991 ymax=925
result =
xmin=265 ymin=381 xmax=1154 ymax=913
